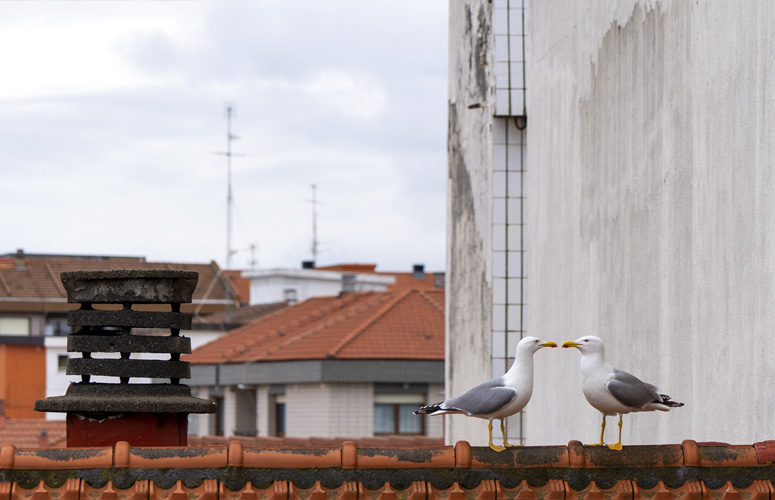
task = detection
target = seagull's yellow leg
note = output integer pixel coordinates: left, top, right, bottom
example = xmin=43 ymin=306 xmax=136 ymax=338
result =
xmin=501 ymin=419 xmax=521 ymax=448
xmin=489 ymin=420 xmax=506 ymax=452
xmin=607 ymin=414 xmax=623 ymax=451
xmin=587 ymin=414 xmax=606 ymax=446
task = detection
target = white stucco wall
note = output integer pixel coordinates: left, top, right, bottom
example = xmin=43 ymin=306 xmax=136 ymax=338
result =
xmin=446 ymin=0 xmax=497 ymax=447
xmin=527 ymin=1 xmax=775 ymax=444
xmin=285 ymin=383 xmax=374 ymax=438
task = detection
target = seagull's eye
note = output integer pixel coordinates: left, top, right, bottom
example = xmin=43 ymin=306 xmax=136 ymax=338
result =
xmin=583 ymin=339 xmax=589 ymax=342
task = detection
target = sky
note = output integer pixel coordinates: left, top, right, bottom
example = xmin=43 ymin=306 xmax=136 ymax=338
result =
xmin=0 ymin=1 xmax=449 ymax=273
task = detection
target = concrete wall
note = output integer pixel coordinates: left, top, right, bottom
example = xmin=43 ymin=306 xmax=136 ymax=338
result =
xmin=527 ymin=1 xmax=775 ymax=444
xmin=446 ymin=0 xmax=497 ymax=448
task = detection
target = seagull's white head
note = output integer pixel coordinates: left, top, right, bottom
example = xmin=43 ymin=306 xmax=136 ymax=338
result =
xmin=561 ymin=335 xmax=604 ymax=354
xmin=516 ymin=336 xmax=558 ymax=354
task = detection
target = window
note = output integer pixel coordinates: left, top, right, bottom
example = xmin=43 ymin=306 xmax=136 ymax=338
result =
xmin=45 ymin=317 xmax=72 ymax=336
xmin=274 ymin=394 xmax=286 ymax=437
xmin=0 ymin=317 xmax=30 ymax=336
xmin=373 ymin=393 xmax=425 ymax=435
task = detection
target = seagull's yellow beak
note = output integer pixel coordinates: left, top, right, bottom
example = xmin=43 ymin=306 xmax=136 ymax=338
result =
xmin=541 ymin=341 xmax=558 ymax=348
xmin=561 ymin=341 xmax=580 ymax=348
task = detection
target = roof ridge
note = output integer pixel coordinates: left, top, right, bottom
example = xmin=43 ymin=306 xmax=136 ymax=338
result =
xmin=326 ymin=289 xmax=411 ymax=358
xmin=45 ymin=263 xmax=66 ymax=297
xmin=241 ymin=293 xmax=365 ymax=362
xmin=417 ymin=289 xmax=444 ymax=315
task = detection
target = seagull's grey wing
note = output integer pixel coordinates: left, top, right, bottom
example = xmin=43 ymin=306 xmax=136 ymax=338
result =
xmin=443 ymin=377 xmax=517 ymax=416
xmin=607 ymin=369 xmax=661 ymax=408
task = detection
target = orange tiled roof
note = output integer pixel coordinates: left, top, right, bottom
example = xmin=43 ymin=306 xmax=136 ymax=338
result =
xmin=0 ymin=440 xmax=773 ymax=498
xmin=186 ymin=289 xmax=444 ymax=364
xmin=0 ymin=252 xmax=234 ymax=307
xmin=0 ymin=419 xmax=66 ymax=448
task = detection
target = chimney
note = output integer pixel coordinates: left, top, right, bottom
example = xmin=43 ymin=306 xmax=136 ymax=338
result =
xmin=34 ymin=270 xmax=215 ymax=447
xmin=412 ymin=264 xmax=425 ymax=279
xmin=341 ymin=273 xmax=356 ymax=293
xmin=433 ymin=272 xmax=445 ymax=289
xmin=14 ymin=249 xmax=26 ymax=270
xmin=301 ymin=260 xmax=315 ymax=269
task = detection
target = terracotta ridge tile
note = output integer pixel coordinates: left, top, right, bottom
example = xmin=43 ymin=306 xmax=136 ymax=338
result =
xmin=229 ymin=294 xmax=366 ymax=362
xmin=0 ymin=270 xmax=11 ymax=296
xmin=417 ymin=289 xmax=445 ymax=316
xmin=755 ymin=441 xmax=775 ymax=465
xmin=326 ymin=290 xmax=410 ymax=358
xmin=45 ymin=263 xmax=66 ymax=297
xmin=247 ymin=297 xmax=371 ymax=362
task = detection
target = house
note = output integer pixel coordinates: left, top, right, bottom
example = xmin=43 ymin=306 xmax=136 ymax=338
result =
xmin=0 ymin=249 xmax=238 ymax=420
xmin=186 ymin=288 xmax=445 ymax=439
xmin=242 ymin=261 xmax=444 ymax=305
xmin=447 ymin=0 xmax=775 ymax=447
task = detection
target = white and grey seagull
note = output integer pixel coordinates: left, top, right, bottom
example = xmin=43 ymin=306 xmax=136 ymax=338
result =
xmin=414 ymin=336 xmax=557 ymax=452
xmin=562 ymin=336 xmax=684 ymax=450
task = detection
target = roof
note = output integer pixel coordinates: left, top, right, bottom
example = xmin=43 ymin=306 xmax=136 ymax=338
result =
xmin=223 ymin=269 xmax=250 ymax=304
xmin=0 ymin=418 xmax=66 ymax=448
xmin=317 ymin=263 xmax=444 ymax=290
xmin=192 ymin=301 xmax=287 ymax=326
xmin=0 ymin=250 xmax=235 ymax=313
xmin=186 ymin=289 xmax=445 ymax=364
xmin=0 ymin=439 xmax=773 ymax=498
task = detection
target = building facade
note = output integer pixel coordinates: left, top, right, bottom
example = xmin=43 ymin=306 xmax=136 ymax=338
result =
xmin=448 ymin=0 xmax=775 ymax=447
xmin=188 ymin=289 xmax=445 ymax=439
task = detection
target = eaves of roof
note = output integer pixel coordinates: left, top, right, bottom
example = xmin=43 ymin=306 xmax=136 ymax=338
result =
xmin=0 ymin=440 xmax=773 ymax=499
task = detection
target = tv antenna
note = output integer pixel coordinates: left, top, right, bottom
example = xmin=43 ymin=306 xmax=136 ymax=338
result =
xmin=215 ymin=105 xmax=245 ymax=271
xmin=310 ymin=184 xmax=319 ymax=262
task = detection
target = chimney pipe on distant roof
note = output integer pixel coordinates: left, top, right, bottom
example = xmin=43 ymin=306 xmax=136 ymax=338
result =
xmin=412 ymin=264 xmax=425 ymax=279
xmin=14 ymin=249 xmax=26 ymax=270
xmin=302 ymin=260 xmax=315 ymax=269
xmin=341 ymin=273 xmax=356 ymax=293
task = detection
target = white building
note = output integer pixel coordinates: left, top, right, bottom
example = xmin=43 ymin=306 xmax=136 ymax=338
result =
xmin=447 ymin=0 xmax=775 ymax=447
xmin=243 ymin=265 xmax=395 ymax=306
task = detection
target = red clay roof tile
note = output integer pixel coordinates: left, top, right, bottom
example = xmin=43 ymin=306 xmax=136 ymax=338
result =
xmin=0 ymin=441 xmax=771 ymax=499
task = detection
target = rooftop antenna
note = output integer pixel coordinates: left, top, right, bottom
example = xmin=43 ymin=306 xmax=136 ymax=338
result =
xmin=215 ymin=104 xmax=244 ymax=325
xmin=215 ymin=104 xmax=244 ymax=271
xmin=310 ymin=184 xmax=319 ymax=262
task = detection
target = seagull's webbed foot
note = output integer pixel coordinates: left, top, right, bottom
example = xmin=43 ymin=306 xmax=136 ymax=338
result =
xmin=489 ymin=443 xmax=507 ymax=452
xmin=607 ymin=414 xmax=623 ymax=451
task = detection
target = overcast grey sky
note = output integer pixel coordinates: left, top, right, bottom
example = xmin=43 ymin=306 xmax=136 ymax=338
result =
xmin=0 ymin=1 xmax=449 ymax=272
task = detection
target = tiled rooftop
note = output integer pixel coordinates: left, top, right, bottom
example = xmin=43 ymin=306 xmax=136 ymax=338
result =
xmin=187 ymin=289 xmax=444 ymax=364
xmin=0 ymin=251 xmax=234 ymax=313
xmin=0 ymin=440 xmax=772 ymax=499
xmin=192 ymin=301 xmax=287 ymax=327
xmin=0 ymin=419 xmax=66 ymax=448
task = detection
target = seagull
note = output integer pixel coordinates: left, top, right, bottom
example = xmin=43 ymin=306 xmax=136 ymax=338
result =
xmin=414 ymin=336 xmax=557 ymax=452
xmin=561 ymin=336 xmax=684 ymax=450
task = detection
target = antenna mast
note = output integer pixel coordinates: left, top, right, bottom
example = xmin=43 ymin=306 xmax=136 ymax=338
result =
xmin=311 ymin=184 xmax=318 ymax=262
xmin=216 ymin=105 xmax=243 ymax=270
